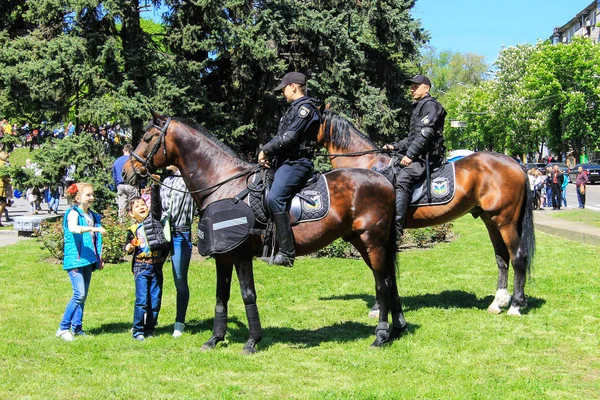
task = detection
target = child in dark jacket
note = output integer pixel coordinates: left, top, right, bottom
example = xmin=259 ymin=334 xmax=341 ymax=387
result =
xmin=124 ymin=181 xmax=170 ymax=341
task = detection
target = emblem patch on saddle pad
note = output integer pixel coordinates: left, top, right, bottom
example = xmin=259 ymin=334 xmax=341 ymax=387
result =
xmin=409 ymin=163 xmax=456 ymax=206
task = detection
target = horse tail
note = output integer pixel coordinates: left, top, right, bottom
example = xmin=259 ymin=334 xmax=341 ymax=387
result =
xmin=517 ymin=176 xmax=536 ymax=277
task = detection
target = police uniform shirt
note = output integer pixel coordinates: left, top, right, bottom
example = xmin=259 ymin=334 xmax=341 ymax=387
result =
xmin=262 ymin=96 xmax=320 ymax=160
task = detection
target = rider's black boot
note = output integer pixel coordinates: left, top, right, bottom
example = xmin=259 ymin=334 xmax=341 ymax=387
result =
xmin=394 ymin=190 xmax=410 ymax=237
xmin=272 ymin=212 xmax=295 ymax=267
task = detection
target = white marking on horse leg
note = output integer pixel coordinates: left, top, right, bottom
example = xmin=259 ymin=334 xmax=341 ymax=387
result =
xmin=507 ymin=305 xmax=522 ymax=316
xmin=368 ymin=309 xmax=380 ymax=319
xmin=495 ymin=289 xmax=511 ymax=308
xmin=487 ymin=289 xmax=511 ymax=314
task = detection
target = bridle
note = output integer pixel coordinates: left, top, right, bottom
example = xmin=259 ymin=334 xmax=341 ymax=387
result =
xmin=127 ymin=116 xmax=261 ymax=198
xmin=129 ymin=117 xmax=172 ymax=178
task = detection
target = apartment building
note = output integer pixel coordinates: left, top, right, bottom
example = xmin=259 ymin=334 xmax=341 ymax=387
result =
xmin=550 ymin=1 xmax=600 ymax=44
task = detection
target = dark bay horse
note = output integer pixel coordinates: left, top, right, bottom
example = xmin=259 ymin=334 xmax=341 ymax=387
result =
xmin=122 ymin=112 xmax=405 ymax=353
xmin=318 ymin=111 xmax=535 ymax=316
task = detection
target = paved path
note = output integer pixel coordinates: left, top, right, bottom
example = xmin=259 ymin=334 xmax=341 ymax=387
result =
xmin=0 ymin=199 xmax=598 ymax=248
xmin=0 ymin=195 xmax=70 ymax=247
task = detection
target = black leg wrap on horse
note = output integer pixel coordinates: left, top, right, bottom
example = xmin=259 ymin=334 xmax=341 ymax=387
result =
xmin=371 ymin=321 xmax=390 ymax=347
xmin=213 ymin=308 xmax=228 ymax=339
xmin=245 ymin=304 xmax=262 ymax=342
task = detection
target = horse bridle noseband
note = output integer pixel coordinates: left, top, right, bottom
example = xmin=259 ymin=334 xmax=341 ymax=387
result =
xmin=129 ymin=117 xmax=172 ymax=178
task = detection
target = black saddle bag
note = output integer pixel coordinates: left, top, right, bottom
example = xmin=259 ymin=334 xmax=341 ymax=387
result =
xmin=198 ymin=198 xmax=256 ymax=256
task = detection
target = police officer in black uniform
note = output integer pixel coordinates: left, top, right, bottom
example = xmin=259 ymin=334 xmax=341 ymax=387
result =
xmin=384 ymin=74 xmax=447 ymax=236
xmin=258 ymin=72 xmax=321 ymax=267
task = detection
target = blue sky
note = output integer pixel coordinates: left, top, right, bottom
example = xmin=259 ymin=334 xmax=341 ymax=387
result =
xmin=413 ymin=0 xmax=595 ymax=66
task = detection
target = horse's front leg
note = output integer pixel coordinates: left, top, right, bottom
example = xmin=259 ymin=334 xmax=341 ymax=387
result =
xmin=371 ymin=268 xmax=391 ymax=348
xmin=234 ymin=249 xmax=262 ymax=355
xmin=201 ymin=256 xmax=233 ymax=351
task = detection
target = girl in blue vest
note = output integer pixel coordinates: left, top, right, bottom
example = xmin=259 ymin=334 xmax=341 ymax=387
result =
xmin=56 ymin=182 xmax=106 ymax=341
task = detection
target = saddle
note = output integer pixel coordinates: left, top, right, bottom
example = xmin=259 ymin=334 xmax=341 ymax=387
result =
xmin=197 ymin=169 xmax=331 ymax=257
xmin=374 ymin=160 xmax=456 ymax=206
xmin=408 ymin=163 xmax=456 ymax=206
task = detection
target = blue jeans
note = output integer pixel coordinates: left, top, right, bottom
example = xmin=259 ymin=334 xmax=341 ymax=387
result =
xmin=59 ymin=266 xmax=92 ymax=332
xmin=562 ymin=188 xmax=567 ymax=207
xmin=48 ymin=196 xmax=60 ymax=212
xmin=577 ymin=186 xmax=586 ymax=208
xmin=171 ymin=230 xmax=192 ymax=323
xmin=267 ymin=159 xmax=313 ymax=213
xmin=132 ymin=262 xmax=164 ymax=337
xmin=545 ymin=186 xmax=552 ymax=207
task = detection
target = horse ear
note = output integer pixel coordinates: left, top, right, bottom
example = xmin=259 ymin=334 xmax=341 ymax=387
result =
xmin=149 ymin=109 xmax=166 ymax=125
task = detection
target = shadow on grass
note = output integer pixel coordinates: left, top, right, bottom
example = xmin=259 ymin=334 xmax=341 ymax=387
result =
xmin=320 ymin=290 xmax=545 ymax=313
xmin=182 ymin=314 xmax=418 ymax=350
xmin=227 ymin=320 xmax=414 ymax=350
xmin=319 ymin=293 xmax=376 ymax=309
xmin=88 ymin=322 xmax=132 ymax=335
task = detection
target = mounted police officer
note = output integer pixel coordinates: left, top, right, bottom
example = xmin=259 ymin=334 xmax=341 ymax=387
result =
xmin=258 ymin=72 xmax=321 ymax=267
xmin=383 ymin=74 xmax=447 ymax=236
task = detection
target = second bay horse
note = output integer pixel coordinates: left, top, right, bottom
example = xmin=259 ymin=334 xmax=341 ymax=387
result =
xmin=122 ymin=111 xmax=405 ymax=353
xmin=318 ymin=110 xmax=536 ymax=316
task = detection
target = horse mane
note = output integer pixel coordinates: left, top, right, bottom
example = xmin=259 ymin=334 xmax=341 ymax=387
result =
xmin=322 ymin=110 xmax=378 ymax=150
xmin=171 ymin=117 xmax=247 ymax=162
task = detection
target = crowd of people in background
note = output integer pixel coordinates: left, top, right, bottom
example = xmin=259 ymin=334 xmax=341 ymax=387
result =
xmin=528 ymin=163 xmax=590 ymax=210
xmin=0 ymin=118 xmax=131 ymax=152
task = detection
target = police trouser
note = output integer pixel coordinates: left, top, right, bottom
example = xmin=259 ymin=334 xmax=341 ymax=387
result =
xmin=394 ymin=159 xmax=426 ymax=196
xmin=267 ymin=159 xmax=313 ymax=213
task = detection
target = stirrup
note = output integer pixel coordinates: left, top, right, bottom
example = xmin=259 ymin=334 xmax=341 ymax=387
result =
xmin=272 ymin=252 xmax=294 ymax=267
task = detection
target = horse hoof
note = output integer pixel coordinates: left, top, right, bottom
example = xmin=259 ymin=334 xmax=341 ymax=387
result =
xmin=241 ymin=346 xmax=256 ymax=355
xmin=487 ymin=304 xmax=502 ymax=314
xmin=507 ymin=305 xmax=522 ymax=316
xmin=200 ymin=343 xmax=214 ymax=352
xmin=368 ymin=310 xmax=380 ymax=319
xmin=241 ymin=341 xmax=258 ymax=355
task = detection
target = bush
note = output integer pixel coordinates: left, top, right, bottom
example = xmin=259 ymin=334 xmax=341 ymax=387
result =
xmin=314 ymin=238 xmax=360 ymax=259
xmin=37 ymin=206 xmax=128 ymax=264
xmin=37 ymin=219 xmax=64 ymax=261
xmin=403 ymin=223 xmax=454 ymax=248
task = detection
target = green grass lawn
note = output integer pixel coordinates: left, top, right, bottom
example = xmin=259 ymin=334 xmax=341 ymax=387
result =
xmin=0 ymin=216 xmax=598 ymax=398
xmin=544 ymin=207 xmax=600 ymax=228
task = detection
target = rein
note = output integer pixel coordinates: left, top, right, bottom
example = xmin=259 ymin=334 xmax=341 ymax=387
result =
xmin=316 ymin=149 xmax=389 ymax=158
xmin=129 ymin=117 xmax=263 ymax=197
xmin=147 ymin=165 xmax=262 ymax=196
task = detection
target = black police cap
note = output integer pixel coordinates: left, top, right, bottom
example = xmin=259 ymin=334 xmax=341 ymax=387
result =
xmin=273 ymin=72 xmax=307 ymax=91
xmin=404 ymin=74 xmax=432 ymax=87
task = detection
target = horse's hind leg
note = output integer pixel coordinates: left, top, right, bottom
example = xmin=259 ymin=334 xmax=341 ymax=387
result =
xmin=498 ymin=226 xmax=528 ymax=317
xmin=482 ymin=218 xmax=511 ymax=314
xmin=201 ymin=256 xmax=234 ymax=351
xmin=233 ymin=248 xmax=262 ymax=355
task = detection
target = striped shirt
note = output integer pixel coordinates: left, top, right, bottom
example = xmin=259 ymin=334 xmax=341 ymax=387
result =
xmin=160 ymin=175 xmax=196 ymax=229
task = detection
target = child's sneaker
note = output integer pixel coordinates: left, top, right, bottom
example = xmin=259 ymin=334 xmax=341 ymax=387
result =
xmin=172 ymin=322 xmax=185 ymax=338
xmin=134 ymin=334 xmax=145 ymax=341
xmin=56 ymin=329 xmax=74 ymax=342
